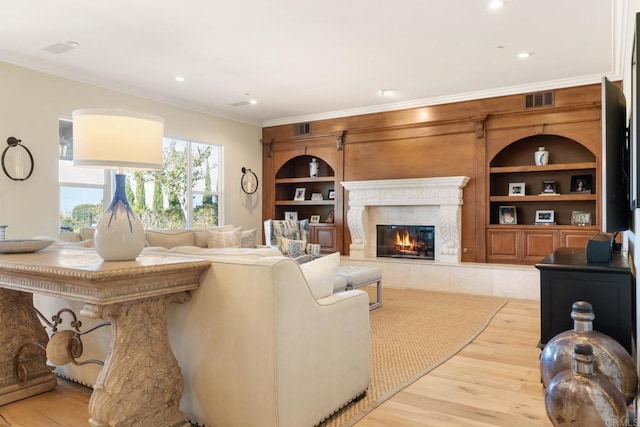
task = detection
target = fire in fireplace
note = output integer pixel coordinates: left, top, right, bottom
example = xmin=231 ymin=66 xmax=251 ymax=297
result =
xmin=376 ymin=225 xmax=435 ymax=260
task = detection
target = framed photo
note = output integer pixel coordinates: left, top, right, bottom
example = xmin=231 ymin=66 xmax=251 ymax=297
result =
xmin=570 ymin=175 xmax=592 ymax=193
xmin=294 ymin=187 xmax=306 ymax=201
xmin=541 ymin=180 xmax=557 ymax=194
xmin=571 ymin=211 xmax=592 ymax=226
xmin=311 ymin=192 xmax=323 ymax=201
xmin=310 ymin=215 xmax=320 ymax=223
xmin=499 ymin=206 xmax=517 ymax=224
xmin=535 ymin=210 xmax=555 ymax=223
xmin=284 ymin=211 xmax=298 ymax=221
xmin=324 ymin=210 xmax=334 ymax=223
xmin=327 ymin=189 xmax=336 ymax=200
xmin=508 ymin=183 xmax=525 ymax=196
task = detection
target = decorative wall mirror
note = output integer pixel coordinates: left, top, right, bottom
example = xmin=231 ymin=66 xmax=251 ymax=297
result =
xmin=2 ymin=137 xmax=34 ymax=181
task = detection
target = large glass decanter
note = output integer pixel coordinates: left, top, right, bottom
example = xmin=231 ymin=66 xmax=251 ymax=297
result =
xmin=540 ymin=301 xmax=637 ymax=405
xmin=545 ymin=343 xmax=628 ymax=426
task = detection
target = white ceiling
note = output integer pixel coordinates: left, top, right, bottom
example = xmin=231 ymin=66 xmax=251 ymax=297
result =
xmin=0 ymin=0 xmax=628 ymax=127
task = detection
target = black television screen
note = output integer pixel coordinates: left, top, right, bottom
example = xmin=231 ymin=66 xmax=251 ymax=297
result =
xmin=601 ymin=76 xmax=630 ymax=233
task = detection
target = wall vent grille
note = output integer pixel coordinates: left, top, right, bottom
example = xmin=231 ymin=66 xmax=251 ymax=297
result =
xmin=524 ymin=91 xmax=554 ymax=109
xmin=294 ymin=122 xmax=311 ymax=135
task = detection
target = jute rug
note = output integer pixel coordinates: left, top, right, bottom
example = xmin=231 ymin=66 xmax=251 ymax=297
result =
xmin=320 ymin=287 xmax=508 ymax=427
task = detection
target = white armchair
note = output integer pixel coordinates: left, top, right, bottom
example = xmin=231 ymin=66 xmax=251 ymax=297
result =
xmin=168 ymin=255 xmax=371 ymax=426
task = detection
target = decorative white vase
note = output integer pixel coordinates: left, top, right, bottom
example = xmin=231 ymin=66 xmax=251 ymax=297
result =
xmin=535 ymin=146 xmax=549 ymax=166
xmin=94 ymin=174 xmax=145 ymax=261
xmin=309 ymin=158 xmax=319 ymax=177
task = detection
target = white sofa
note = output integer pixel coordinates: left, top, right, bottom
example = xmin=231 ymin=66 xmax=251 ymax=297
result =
xmin=35 ymin=232 xmax=370 ymax=426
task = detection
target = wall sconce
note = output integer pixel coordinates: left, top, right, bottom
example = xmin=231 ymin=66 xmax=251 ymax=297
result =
xmin=2 ymin=137 xmax=34 ymax=181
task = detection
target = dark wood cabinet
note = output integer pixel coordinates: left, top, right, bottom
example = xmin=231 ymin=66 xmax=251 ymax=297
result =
xmin=309 ymin=223 xmax=337 ymax=253
xmin=535 ymin=247 xmax=634 ymax=354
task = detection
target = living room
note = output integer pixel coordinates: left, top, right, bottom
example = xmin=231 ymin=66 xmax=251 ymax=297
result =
xmin=0 ymin=1 xmax=638 ymax=426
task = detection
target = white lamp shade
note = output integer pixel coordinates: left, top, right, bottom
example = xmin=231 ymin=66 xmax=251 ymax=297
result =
xmin=72 ymin=109 xmax=164 ymax=170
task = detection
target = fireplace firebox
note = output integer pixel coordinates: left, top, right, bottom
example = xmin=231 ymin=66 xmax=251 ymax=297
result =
xmin=376 ymin=225 xmax=435 ymax=260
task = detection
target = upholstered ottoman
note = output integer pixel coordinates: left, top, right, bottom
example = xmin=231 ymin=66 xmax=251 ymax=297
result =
xmin=336 ymin=266 xmax=383 ymax=309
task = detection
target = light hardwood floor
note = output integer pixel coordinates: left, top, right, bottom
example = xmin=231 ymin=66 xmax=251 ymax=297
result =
xmin=0 ymin=299 xmax=549 ymax=426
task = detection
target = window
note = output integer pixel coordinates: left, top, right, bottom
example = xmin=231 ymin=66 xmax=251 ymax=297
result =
xmin=59 ymin=122 xmax=222 ymax=232
xmin=132 ymin=138 xmax=222 ymax=229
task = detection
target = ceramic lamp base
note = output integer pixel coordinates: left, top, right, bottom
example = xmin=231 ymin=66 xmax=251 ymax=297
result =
xmin=94 ymin=174 xmax=145 ymax=261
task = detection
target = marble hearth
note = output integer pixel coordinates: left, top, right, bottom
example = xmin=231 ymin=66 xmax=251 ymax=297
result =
xmin=341 ymin=177 xmax=470 ymax=263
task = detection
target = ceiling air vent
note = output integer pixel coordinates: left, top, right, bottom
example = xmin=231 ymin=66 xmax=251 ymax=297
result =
xmin=524 ymin=91 xmax=554 ymax=109
xmin=294 ymin=122 xmax=311 ymax=135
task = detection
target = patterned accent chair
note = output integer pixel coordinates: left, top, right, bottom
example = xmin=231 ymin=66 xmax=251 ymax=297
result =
xmin=264 ymin=219 xmax=310 ymax=252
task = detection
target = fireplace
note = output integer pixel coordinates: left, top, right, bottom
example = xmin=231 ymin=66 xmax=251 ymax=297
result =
xmin=341 ymin=177 xmax=469 ymax=263
xmin=376 ymin=225 xmax=435 ymax=260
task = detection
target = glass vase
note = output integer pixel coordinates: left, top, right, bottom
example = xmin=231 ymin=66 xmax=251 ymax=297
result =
xmin=540 ymin=301 xmax=638 ymax=405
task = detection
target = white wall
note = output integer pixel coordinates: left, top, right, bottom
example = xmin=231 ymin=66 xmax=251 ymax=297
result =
xmin=0 ymin=62 xmax=263 ymax=239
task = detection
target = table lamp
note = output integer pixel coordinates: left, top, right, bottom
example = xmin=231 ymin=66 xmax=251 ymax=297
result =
xmin=72 ymin=109 xmax=164 ymax=261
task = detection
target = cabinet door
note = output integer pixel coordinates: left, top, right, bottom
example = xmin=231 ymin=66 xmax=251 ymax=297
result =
xmin=310 ymin=224 xmax=337 ymax=253
xmin=560 ymin=229 xmax=597 ymax=248
xmin=523 ymin=229 xmax=558 ymax=263
xmin=486 ymin=229 xmax=521 ymax=262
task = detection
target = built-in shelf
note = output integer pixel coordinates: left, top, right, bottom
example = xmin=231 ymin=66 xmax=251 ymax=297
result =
xmin=275 ymin=176 xmax=335 ymax=184
xmin=490 ymin=162 xmax=597 ymax=174
xmin=275 ymin=200 xmax=335 ymax=206
xmin=490 ymin=194 xmax=596 ymax=202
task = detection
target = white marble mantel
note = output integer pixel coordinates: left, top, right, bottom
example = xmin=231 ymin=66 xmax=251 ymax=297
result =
xmin=341 ymin=177 xmax=470 ymax=263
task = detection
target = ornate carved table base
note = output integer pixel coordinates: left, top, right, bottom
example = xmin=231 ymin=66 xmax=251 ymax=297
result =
xmin=0 ymin=249 xmax=211 ymax=427
xmin=83 ymin=294 xmax=191 ymax=427
xmin=0 ymin=288 xmax=56 ymax=405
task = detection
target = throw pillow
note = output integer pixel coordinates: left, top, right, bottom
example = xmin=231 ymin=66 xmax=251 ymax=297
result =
xmin=207 ymin=227 xmax=242 ymax=248
xmin=193 ymin=225 xmax=235 ymax=248
xmin=300 ymin=252 xmax=341 ymax=300
xmin=145 ymin=230 xmax=195 ymax=248
xmin=241 ymin=228 xmax=257 ymax=248
xmin=280 ymin=236 xmax=306 ymax=255
xmin=287 ymin=240 xmax=305 ymax=258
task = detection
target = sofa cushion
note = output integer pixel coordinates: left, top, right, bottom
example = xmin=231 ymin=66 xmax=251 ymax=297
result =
xmin=193 ymin=225 xmax=235 ymax=248
xmin=207 ymin=227 xmax=242 ymax=248
xmin=145 ymin=230 xmax=195 ymax=248
xmin=300 ymin=252 xmax=341 ymax=300
xmin=241 ymin=228 xmax=257 ymax=248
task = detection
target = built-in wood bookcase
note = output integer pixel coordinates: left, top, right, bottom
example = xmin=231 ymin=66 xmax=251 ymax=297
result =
xmin=262 ymin=137 xmax=343 ymax=253
xmin=486 ymin=134 xmax=601 ymax=263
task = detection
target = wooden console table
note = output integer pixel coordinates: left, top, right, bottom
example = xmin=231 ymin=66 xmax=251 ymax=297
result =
xmin=0 ymin=247 xmax=210 ymax=426
xmin=535 ymin=247 xmax=634 ymax=354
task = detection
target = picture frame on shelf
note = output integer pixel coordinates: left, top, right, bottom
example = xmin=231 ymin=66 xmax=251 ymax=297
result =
xmin=327 ymin=189 xmax=335 ymax=200
xmin=324 ymin=210 xmax=334 ymax=223
xmin=499 ymin=206 xmax=517 ymax=224
xmin=294 ymin=187 xmax=306 ymax=201
xmin=570 ymin=174 xmax=592 ymax=193
xmin=285 ymin=211 xmax=298 ymax=221
xmin=310 ymin=215 xmax=320 ymax=223
xmin=535 ymin=210 xmax=555 ymax=224
xmin=541 ymin=180 xmax=557 ymax=194
xmin=508 ymin=182 xmax=525 ymax=196
xmin=571 ymin=211 xmax=592 ymax=226
xmin=311 ymin=192 xmax=323 ymax=201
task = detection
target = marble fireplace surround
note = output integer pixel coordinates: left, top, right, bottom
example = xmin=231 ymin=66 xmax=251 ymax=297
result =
xmin=341 ymin=177 xmax=470 ymax=264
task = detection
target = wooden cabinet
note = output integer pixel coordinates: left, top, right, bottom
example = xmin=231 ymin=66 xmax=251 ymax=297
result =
xmin=309 ymin=223 xmax=337 ymax=253
xmin=487 ymin=134 xmax=600 ymax=264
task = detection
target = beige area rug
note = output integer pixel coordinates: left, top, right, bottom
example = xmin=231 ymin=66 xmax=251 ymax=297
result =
xmin=320 ymin=287 xmax=508 ymax=427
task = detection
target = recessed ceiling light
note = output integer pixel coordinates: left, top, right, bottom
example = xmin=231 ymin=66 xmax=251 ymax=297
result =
xmin=489 ymin=0 xmax=504 ymax=9
xmin=249 ymin=99 xmax=258 ymax=105
xmin=517 ymin=52 xmax=532 ymax=59
xmin=175 ymin=76 xmax=185 ymax=82
xmin=379 ymin=89 xmax=391 ymax=96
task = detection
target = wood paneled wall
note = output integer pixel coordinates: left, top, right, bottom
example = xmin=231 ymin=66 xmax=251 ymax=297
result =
xmin=262 ymin=83 xmax=602 ymax=262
